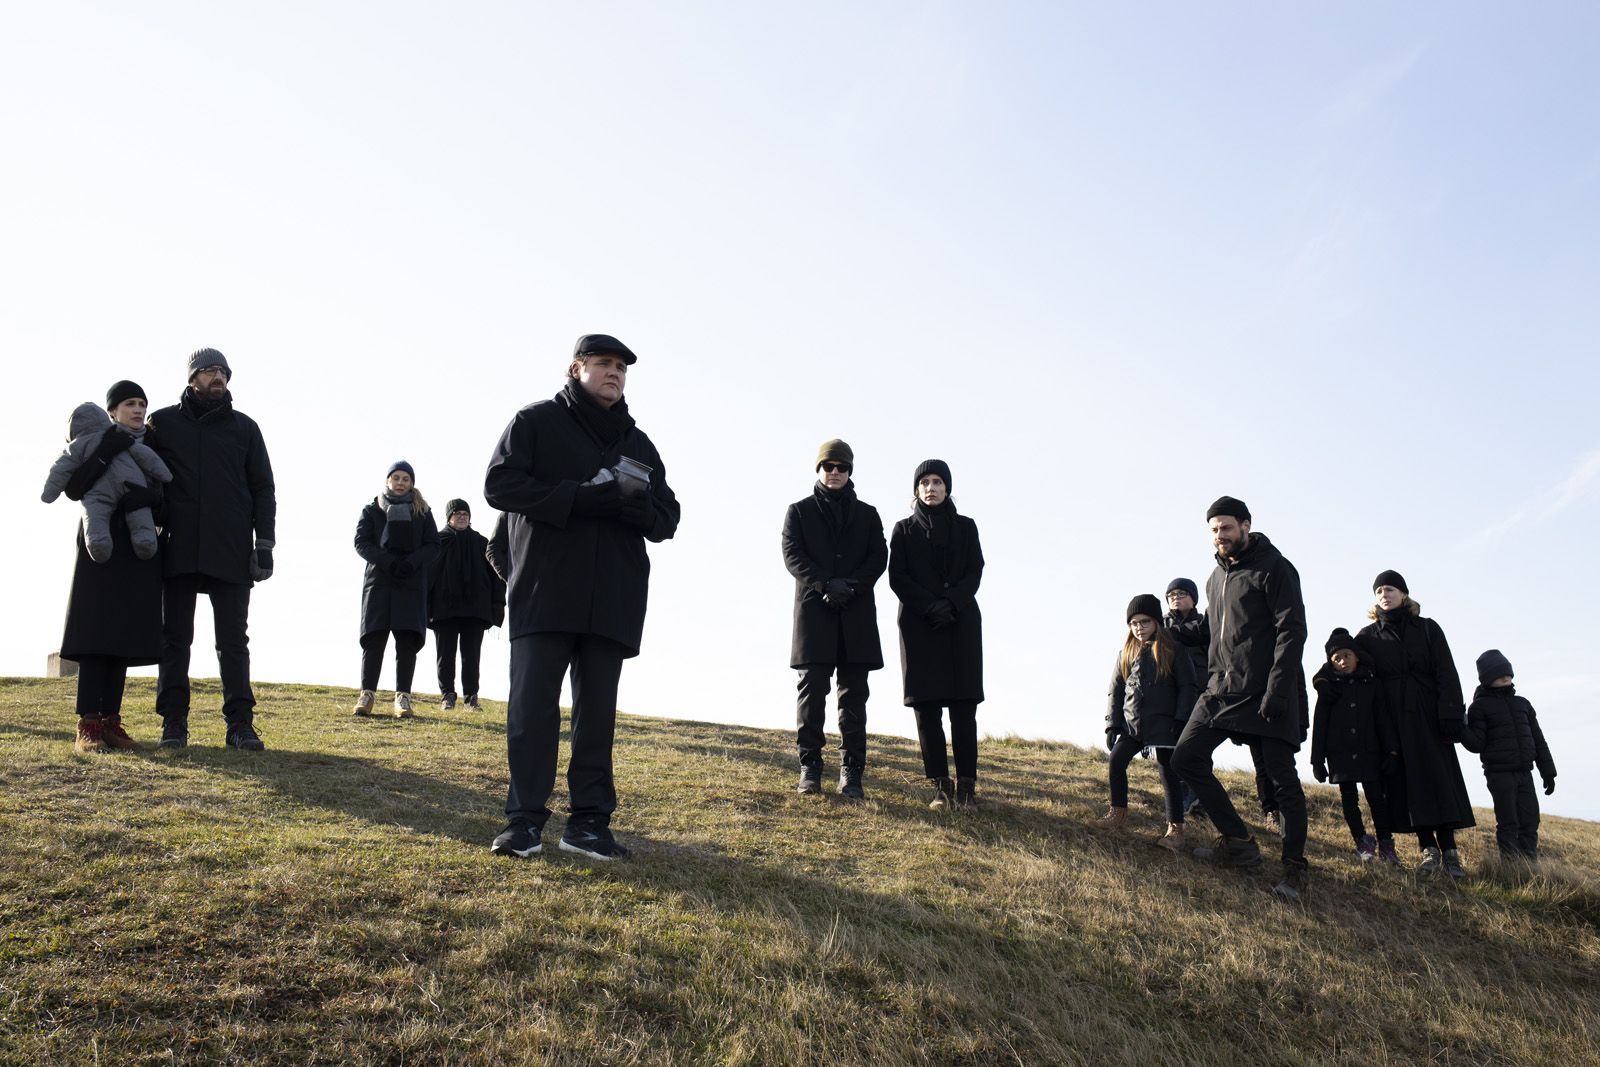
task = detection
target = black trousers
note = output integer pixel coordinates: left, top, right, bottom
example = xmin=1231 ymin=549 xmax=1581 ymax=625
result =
xmin=157 ymin=574 xmax=254 ymax=726
xmin=1172 ymin=719 xmax=1307 ymax=865
xmin=433 ymin=620 xmax=486 ymax=696
xmin=1337 ymin=780 xmax=1392 ymax=842
xmin=1485 ymin=770 xmax=1540 ymax=858
xmin=361 ymin=629 xmax=425 ymax=692
xmin=1416 ymin=826 xmax=1458 ymax=851
xmin=912 ymin=702 xmax=978 ymax=780
xmin=1249 ymin=740 xmax=1277 ymax=814
xmin=505 ymin=632 xmax=624 ymax=831
xmin=74 ymin=655 xmax=129 ymax=719
xmin=796 ymin=665 xmax=869 ymax=769
xmin=1108 ymin=737 xmax=1184 ymax=823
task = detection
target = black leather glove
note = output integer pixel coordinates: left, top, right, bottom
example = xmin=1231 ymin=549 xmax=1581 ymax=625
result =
xmin=1544 ymin=777 xmax=1556 ymax=796
xmin=64 ymin=432 xmax=135 ymax=501
xmin=617 ymin=491 xmax=653 ymax=532
xmin=924 ymin=598 xmax=956 ymax=629
xmin=823 ymin=578 xmax=854 ymax=608
xmin=572 ymin=481 xmax=623 ymax=518
xmin=115 ymin=481 xmax=163 ymax=513
xmin=1312 ymin=762 xmax=1327 ymax=783
xmin=254 ymin=547 xmax=274 ymax=580
xmin=1105 ymin=729 xmax=1118 ymax=753
xmin=1382 ymin=752 xmax=1402 ymax=776
xmin=390 ymin=557 xmax=415 ymax=579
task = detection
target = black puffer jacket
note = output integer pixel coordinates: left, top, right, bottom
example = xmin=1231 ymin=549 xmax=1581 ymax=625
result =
xmin=1106 ymin=645 xmax=1197 ymax=748
xmin=1164 ymin=609 xmax=1209 ymax=686
xmin=1311 ymin=661 xmax=1397 ymax=783
xmin=1462 ymin=684 xmax=1557 ymax=779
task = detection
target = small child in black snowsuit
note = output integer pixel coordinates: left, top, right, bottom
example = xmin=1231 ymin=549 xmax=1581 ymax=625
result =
xmin=1311 ymin=628 xmax=1402 ymax=865
xmin=1461 ymin=649 xmax=1556 ymax=862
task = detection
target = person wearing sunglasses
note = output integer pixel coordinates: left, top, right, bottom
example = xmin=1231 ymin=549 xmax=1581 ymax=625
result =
xmin=782 ymin=439 xmax=887 ymax=799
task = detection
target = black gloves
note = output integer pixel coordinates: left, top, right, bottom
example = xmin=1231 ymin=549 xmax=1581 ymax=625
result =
xmin=572 ymin=481 xmax=623 ymax=518
xmin=115 ymin=482 xmax=163 ymax=513
xmin=254 ymin=547 xmax=274 ymax=580
xmin=1105 ymin=729 xmax=1119 ymax=753
xmin=64 ymin=432 xmax=135 ymax=501
xmin=823 ymin=578 xmax=855 ymax=609
xmin=617 ymin=491 xmax=653 ymax=532
xmin=923 ymin=598 xmax=956 ymax=630
xmin=1311 ymin=762 xmax=1327 ymax=783
xmin=390 ymin=557 xmax=415 ymax=579
xmin=1382 ymin=752 xmax=1402 ymax=776
xmin=1544 ymin=777 xmax=1556 ymax=796
xmin=1257 ymin=697 xmax=1281 ymax=723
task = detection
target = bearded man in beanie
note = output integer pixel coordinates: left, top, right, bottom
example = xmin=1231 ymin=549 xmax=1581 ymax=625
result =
xmin=1170 ymin=496 xmax=1312 ymax=901
xmin=782 ymin=439 xmax=888 ymax=799
xmin=484 ymin=334 xmax=679 ymax=861
xmin=146 ymin=348 xmax=276 ymax=751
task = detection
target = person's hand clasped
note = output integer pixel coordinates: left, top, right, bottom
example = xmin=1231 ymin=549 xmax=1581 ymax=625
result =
xmin=617 ymin=491 xmax=653 ymax=532
xmin=823 ymin=578 xmax=854 ymax=609
xmin=572 ymin=480 xmax=623 ymax=518
xmin=389 ymin=557 xmax=414 ymax=579
xmin=116 ymin=482 xmax=163 ymax=513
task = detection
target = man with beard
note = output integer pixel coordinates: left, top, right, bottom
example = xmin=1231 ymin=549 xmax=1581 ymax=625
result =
xmin=1170 ymin=496 xmax=1311 ymax=901
xmin=147 ymin=349 xmax=276 ymax=751
xmin=782 ymin=439 xmax=887 ymax=799
xmin=484 ymin=334 xmax=680 ymax=861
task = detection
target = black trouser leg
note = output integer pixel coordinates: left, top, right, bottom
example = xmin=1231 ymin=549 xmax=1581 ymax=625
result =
xmin=912 ymin=703 xmax=951 ymax=779
xmin=566 ymin=634 xmax=625 ymax=828
xmin=1485 ymin=771 xmax=1528 ymax=858
xmin=1516 ymin=775 xmax=1540 ymax=858
xmin=157 ymin=575 xmax=199 ymax=720
xmin=1107 ymin=734 xmax=1141 ymax=807
xmin=393 ymin=630 xmax=424 ymax=693
xmin=434 ymin=623 xmax=460 ymax=694
xmin=835 ymin=666 xmax=869 ymax=768
xmin=459 ymin=624 xmax=485 ymax=696
xmin=1362 ymin=780 xmax=1392 ymax=839
xmin=505 ymin=632 xmax=577 ymax=830
xmin=1171 ymin=720 xmax=1249 ymax=840
xmin=1248 ymin=739 xmax=1275 ymax=814
xmin=206 ymin=580 xmax=255 ymax=727
xmin=360 ymin=631 xmax=390 ymax=690
xmin=1418 ymin=826 xmax=1457 ymax=850
xmin=1339 ymin=782 xmax=1368 ymax=841
xmin=1155 ymin=747 xmax=1184 ymax=824
xmin=795 ymin=667 xmax=832 ymax=768
xmin=74 ymin=655 xmax=126 ymax=719
xmin=949 ymin=702 xmax=978 ymax=779
xmin=1255 ymin=737 xmax=1307 ymax=865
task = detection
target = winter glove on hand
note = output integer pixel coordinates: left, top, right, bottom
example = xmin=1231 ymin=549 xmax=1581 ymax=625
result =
xmin=1105 ymin=730 xmax=1118 ymax=753
xmin=824 ymin=578 xmax=855 ymax=608
xmin=571 ymin=481 xmax=623 ymax=518
xmin=1382 ymin=752 xmax=1402 ymax=776
xmin=64 ymin=433 xmax=135 ymax=501
xmin=1257 ymin=696 xmax=1282 ymax=723
xmin=390 ymin=558 xmax=415 ymax=580
xmin=251 ymin=546 xmax=274 ymax=581
xmin=115 ymin=481 xmax=163 ymax=513
xmin=1544 ymin=777 xmax=1556 ymax=796
xmin=923 ymin=598 xmax=956 ymax=629
xmin=617 ymin=491 xmax=653 ymax=533
xmin=1312 ymin=762 xmax=1327 ymax=783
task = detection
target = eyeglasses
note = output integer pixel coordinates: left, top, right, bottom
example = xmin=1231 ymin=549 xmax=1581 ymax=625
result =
xmin=195 ymin=366 xmax=227 ymax=378
xmin=819 ymin=462 xmax=851 ymax=474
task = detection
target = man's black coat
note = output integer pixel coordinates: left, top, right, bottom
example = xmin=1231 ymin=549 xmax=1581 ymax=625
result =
xmin=782 ymin=483 xmax=886 ymax=670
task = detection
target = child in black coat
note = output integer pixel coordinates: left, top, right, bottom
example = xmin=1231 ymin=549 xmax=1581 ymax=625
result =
xmin=1461 ymin=650 xmax=1557 ymax=862
xmin=1311 ymin=629 xmax=1402 ymax=866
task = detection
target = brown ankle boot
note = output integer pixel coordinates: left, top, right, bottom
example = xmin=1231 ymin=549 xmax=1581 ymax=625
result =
xmin=1157 ymin=822 xmax=1185 ymax=852
xmin=1091 ymin=805 xmax=1129 ymax=830
xmin=74 ymin=717 xmax=107 ymax=754
xmin=101 ymin=715 xmax=141 ymax=750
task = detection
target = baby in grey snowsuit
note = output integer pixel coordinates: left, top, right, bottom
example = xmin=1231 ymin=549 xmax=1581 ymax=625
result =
xmin=42 ymin=402 xmax=173 ymax=562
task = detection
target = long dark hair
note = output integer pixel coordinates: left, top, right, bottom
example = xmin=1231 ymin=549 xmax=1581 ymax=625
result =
xmin=1119 ymin=626 xmax=1179 ymax=681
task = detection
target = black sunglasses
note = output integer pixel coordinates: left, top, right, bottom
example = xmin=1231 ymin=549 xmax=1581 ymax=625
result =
xmin=819 ymin=462 xmax=851 ymax=474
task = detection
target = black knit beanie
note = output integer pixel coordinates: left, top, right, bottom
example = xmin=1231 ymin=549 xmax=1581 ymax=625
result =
xmin=106 ymin=380 xmax=146 ymax=410
xmin=1126 ymin=594 xmax=1163 ymax=624
xmin=1166 ymin=577 xmax=1199 ymax=603
xmin=1373 ymin=569 xmax=1408 ymax=594
xmin=387 ymin=460 xmax=416 ymax=482
xmin=815 ymin=438 xmax=854 ymax=471
xmin=912 ymin=459 xmax=952 ymax=493
xmin=187 ymin=348 xmax=232 ymax=382
xmin=446 ymin=498 xmax=470 ymax=518
xmin=1476 ymin=649 xmax=1514 ymax=685
xmin=1325 ymin=628 xmax=1359 ymax=658
xmin=1206 ymin=495 xmax=1250 ymax=523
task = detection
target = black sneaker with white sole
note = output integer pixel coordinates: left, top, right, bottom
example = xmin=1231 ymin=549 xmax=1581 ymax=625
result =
xmin=559 ymin=826 xmax=631 ymax=861
xmin=490 ymin=824 xmax=542 ymax=858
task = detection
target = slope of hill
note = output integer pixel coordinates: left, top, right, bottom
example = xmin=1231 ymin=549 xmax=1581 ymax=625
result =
xmin=1 ymin=677 xmax=1597 ymax=1066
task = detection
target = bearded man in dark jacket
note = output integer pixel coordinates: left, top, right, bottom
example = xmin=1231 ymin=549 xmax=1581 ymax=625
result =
xmin=1171 ymin=496 xmax=1311 ymax=901
xmin=483 ymin=334 xmax=679 ymax=862
xmin=782 ymin=439 xmax=887 ymax=800
xmin=146 ymin=348 xmax=276 ymax=752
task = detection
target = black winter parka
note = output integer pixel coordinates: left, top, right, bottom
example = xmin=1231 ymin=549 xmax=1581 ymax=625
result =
xmin=888 ymin=507 xmax=984 ymax=705
xmin=1311 ymin=661 xmax=1398 ymax=783
xmin=1462 ymin=684 xmax=1557 ymax=780
xmin=782 ymin=483 xmax=886 ymax=670
xmin=356 ymin=501 xmax=441 ymax=636
xmin=1164 ymin=609 xmax=1209 ymax=687
xmin=1192 ymin=533 xmax=1309 ymax=746
xmin=483 ymin=386 xmax=679 ymax=658
xmin=147 ymin=390 xmax=275 ymax=586
xmin=1106 ymin=646 xmax=1197 ymax=748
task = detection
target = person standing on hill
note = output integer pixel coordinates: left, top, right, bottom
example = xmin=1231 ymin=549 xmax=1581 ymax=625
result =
xmin=783 ymin=439 xmax=887 ymax=800
xmin=1462 ymin=649 xmax=1556 ymax=863
xmin=146 ymin=349 xmax=276 ymax=752
xmin=888 ymin=459 xmax=985 ymax=810
xmin=484 ymin=334 xmax=680 ymax=861
xmin=427 ymin=498 xmax=505 ymax=711
xmin=1311 ymin=628 xmax=1402 ymax=865
xmin=1171 ymin=496 xmax=1311 ymax=901
xmin=353 ymin=461 xmax=441 ymax=719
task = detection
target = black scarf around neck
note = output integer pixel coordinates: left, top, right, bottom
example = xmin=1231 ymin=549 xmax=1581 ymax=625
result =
xmin=814 ymin=480 xmax=857 ymax=534
xmin=437 ymin=527 xmax=478 ymax=606
xmin=560 ymin=378 xmax=634 ymax=451
xmin=181 ymin=387 xmax=232 ymax=419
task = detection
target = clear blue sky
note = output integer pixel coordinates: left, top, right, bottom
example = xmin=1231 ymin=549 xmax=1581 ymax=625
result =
xmin=5 ymin=3 xmax=1598 ymax=818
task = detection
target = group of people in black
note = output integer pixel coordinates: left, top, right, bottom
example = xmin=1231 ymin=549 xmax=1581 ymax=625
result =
xmin=50 ymin=340 xmax=1558 ymax=885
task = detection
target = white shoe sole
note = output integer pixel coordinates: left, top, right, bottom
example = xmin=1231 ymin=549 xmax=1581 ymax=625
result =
xmin=491 ymin=840 xmax=541 ymax=859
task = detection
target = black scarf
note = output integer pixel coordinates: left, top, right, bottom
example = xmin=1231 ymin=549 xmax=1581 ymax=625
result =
xmin=380 ymin=490 xmax=415 ymax=552
xmin=436 ymin=527 xmax=479 ymax=607
xmin=910 ymin=498 xmax=957 ymax=577
xmin=180 ymin=387 xmax=232 ymax=420
xmin=559 ymin=378 xmax=634 ymax=451
xmin=814 ymin=480 xmax=857 ymax=534
xmin=1375 ymin=606 xmax=1408 ymax=640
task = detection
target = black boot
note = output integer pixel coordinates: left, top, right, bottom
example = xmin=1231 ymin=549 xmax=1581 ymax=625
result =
xmin=1273 ymin=858 xmax=1310 ymax=901
xmin=955 ymin=777 xmax=977 ymax=811
xmin=797 ymin=764 xmax=823 ymax=795
xmin=928 ymin=777 xmax=954 ymax=810
xmin=838 ymin=762 xmax=865 ymax=800
xmin=158 ymin=716 xmax=189 ymax=750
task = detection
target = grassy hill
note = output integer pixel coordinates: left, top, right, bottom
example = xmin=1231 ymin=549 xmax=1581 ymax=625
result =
xmin=2 ymin=677 xmax=1598 ymax=1066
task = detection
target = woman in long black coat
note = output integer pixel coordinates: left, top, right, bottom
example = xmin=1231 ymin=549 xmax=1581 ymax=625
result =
xmin=1357 ymin=569 xmax=1475 ymax=877
xmin=352 ymin=461 xmax=440 ymax=719
xmin=54 ymin=381 xmax=165 ymax=752
xmin=427 ymin=498 xmax=505 ymax=711
xmin=888 ymin=459 xmax=985 ymax=810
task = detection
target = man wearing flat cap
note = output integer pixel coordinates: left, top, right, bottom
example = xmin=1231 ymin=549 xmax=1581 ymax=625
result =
xmin=781 ymin=438 xmax=887 ymax=799
xmin=146 ymin=348 xmax=277 ymax=752
xmin=485 ymin=333 xmax=680 ymax=861
xmin=1171 ymin=495 xmax=1311 ymax=900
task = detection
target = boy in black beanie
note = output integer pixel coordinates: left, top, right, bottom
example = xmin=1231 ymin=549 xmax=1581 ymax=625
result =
xmin=1310 ymin=629 xmax=1402 ymax=865
xmin=1461 ymin=650 xmax=1557 ymax=862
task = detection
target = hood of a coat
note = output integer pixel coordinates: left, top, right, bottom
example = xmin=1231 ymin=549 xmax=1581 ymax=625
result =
xmin=69 ymin=401 xmax=110 ymax=441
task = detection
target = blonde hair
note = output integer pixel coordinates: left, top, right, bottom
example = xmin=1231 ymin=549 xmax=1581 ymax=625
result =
xmin=1119 ymin=626 xmax=1179 ymax=681
xmin=1367 ymin=596 xmax=1421 ymax=621
xmin=383 ymin=484 xmax=431 ymax=515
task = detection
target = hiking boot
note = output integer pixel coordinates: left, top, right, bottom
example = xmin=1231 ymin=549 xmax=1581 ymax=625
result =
xmin=158 ymin=717 xmax=189 ymax=749
xmin=1091 ymin=805 xmax=1129 ymax=830
xmin=1193 ymin=834 xmax=1263 ymax=868
xmin=1355 ymin=834 xmax=1378 ymax=863
xmin=838 ymin=764 xmax=866 ymax=800
xmin=929 ymin=777 xmax=955 ymax=810
xmin=101 ymin=715 xmax=140 ymax=751
xmin=393 ymin=692 xmax=414 ymax=719
xmin=1377 ymin=837 xmax=1403 ymax=868
xmin=1157 ymin=822 xmax=1186 ymax=853
xmin=1418 ymin=845 xmax=1443 ymax=875
xmin=797 ymin=764 xmax=823 ymax=795
xmin=352 ymin=689 xmax=376 ymax=717
xmin=955 ymin=777 xmax=978 ymax=811
xmin=225 ymin=724 xmax=265 ymax=751
xmin=74 ymin=717 xmax=107 ymax=754
xmin=1273 ymin=860 xmax=1310 ymax=902
xmin=559 ymin=825 xmax=631 ymax=861
xmin=464 ymin=694 xmax=483 ymax=711
xmin=440 ymin=692 xmax=457 ymax=711
xmin=1264 ymin=811 xmax=1283 ymax=837
xmin=1442 ymin=848 xmax=1467 ymax=879
xmin=490 ymin=823 xmax=541 ymax=859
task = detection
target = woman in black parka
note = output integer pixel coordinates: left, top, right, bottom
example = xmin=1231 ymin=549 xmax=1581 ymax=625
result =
xmin=888 ymin=459 xmax=985 ymax=810
xmin=1357 ymin=570 xmax=1475 ymax=877
xmin=427 ymin=498 xmax=505 ymax=711
xmin=353 ymin=461 xmax=440 ymax=719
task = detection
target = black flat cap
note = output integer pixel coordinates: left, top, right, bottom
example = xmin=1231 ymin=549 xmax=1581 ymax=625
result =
xmin=573 ymin=334 xmax=637 ymax=365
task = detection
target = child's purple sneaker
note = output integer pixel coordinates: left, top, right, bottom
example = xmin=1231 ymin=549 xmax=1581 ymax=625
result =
xmin=1355 ymin=834 xmax=1378 ymax=862
xmin=1377 ymin=837 xmax=1403 ymax=868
